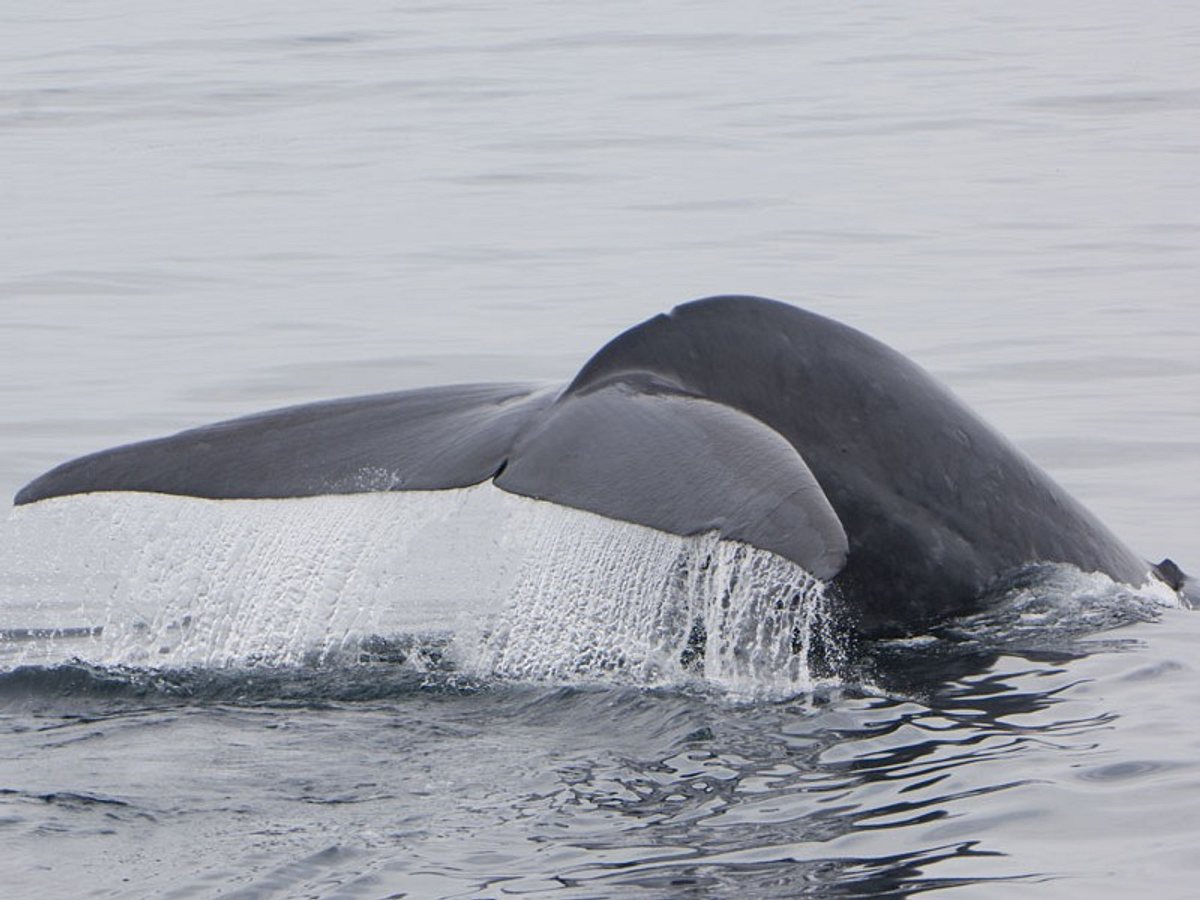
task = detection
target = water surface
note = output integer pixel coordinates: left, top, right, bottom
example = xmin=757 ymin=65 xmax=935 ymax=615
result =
xmin=2 ymin=2 xmax=1199 ymax=897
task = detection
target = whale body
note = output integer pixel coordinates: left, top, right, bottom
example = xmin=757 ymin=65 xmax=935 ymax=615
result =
xmin=14 ymin=296 xmax=1187 ymax=636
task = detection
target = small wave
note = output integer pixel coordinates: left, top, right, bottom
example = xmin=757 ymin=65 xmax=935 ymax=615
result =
xmin=0 ymin=656 xmax=485 ymax=709
xmin=862 ymin=564 xmax=1180 ymax=696
xmin=933 ymin=564 xmax=1176 ymax=646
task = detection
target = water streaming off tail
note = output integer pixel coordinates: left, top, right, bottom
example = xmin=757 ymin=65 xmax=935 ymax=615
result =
xmin=0 ymin=490 xmax=474 ymax=669
xmin=472 ymin=501 xmax=836 ymax=694
xmin=0 ymin=485 xmax=837 ymax=694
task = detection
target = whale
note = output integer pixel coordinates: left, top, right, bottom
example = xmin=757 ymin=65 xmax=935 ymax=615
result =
xmin=14 ymin=295 xmax=1192 ymax=636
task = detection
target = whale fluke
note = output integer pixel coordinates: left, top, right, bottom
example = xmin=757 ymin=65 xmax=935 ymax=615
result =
xmin=15 ymin=295 xmax=1178 ymax=636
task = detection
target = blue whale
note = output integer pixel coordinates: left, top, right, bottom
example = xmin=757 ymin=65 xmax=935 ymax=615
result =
xmin=14 ymin=296 xmax=1192 ymax=636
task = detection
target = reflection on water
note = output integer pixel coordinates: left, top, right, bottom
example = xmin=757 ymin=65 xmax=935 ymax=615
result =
xmin=4 ymin=622 xmax=1197 ymax=897
xmin=522 ymin=660 xmax=1095 ymax=895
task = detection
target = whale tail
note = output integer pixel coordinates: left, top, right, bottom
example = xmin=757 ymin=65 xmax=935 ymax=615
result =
xmin=11 ymin=373 xmax=851 ymax=580
xmin=12 ymin=295 xmax=1164 ymax=636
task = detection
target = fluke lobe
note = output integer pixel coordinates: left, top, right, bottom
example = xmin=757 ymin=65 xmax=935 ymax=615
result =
xmin=15 ymin=295 xmax=1191 ymax=636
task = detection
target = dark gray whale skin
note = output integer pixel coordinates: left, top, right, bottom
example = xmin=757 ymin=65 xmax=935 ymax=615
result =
xmin=14 ymin=296 xmax=1182 ymax=637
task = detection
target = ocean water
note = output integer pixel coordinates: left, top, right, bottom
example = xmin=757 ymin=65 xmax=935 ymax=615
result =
xmin=2 ymin=2 xmax=1199 ymax=897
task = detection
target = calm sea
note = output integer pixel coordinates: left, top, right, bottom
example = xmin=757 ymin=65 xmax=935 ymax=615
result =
xmin=2 ymin=2 xmax=1198 ymax=897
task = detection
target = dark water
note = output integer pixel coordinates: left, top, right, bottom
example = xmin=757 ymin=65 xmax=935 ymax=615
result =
xmin=3 ymin=602 xmax=1199 ymax=898
xmin=3 ymin=2 xmax=1200 ymax=898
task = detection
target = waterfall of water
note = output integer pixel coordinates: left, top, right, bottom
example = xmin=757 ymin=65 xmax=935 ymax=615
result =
xmin=1 ymin=486 xmax=839 ymax=694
